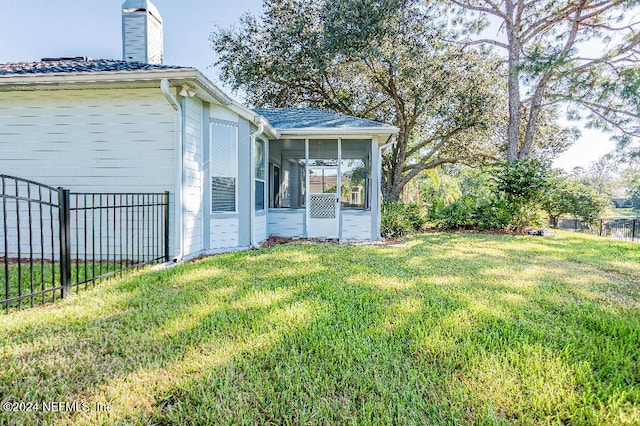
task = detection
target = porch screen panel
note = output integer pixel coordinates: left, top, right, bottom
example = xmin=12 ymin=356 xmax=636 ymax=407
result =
xmin=308 ymin=139 xmax=338 ymax=166
xmin=270 ymin=139 xmax=305 ymax=208
xmin=211 ymin=122 xmax=238 ymax=212
xmin=341 ymin=139 xmax=371 ymax=209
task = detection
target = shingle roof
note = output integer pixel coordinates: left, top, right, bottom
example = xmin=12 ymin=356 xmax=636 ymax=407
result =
xmin=254 ymin=108 xmax=391 ymax=129
xmin=0 ymin=59 xmax=189 ymax=75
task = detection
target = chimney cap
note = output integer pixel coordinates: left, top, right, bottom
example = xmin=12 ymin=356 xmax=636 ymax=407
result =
xmin=122 ymin=0 xmax=162 ymax=22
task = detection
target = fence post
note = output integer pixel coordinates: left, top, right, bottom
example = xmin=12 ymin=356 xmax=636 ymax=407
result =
xmin=633 ymin=219 xmax=637 ymax=242
xmin=164 ymin=191 xmax=170 ymax=262
xmin=600 ymin=219 xmax=603 ymax=236
xmin=58 ymin=188 xmax=72 ymax=298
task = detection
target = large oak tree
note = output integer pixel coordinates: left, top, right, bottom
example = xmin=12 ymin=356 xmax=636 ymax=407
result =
xmin=211 ymin=0 xmax=503 ymax=202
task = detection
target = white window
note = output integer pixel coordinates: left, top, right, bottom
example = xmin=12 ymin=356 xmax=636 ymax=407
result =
xmin=211 ymin=122 xmax=238 ymax=213
xmin=255 ymin=138 xmax=266 ymax=211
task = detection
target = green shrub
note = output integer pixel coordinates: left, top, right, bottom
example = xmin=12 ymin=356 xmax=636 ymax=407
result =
xmin=421 ymin=162 xmax=556 ymax=231
xmin=381 ymin=202 xmax=426 ymax=238
xmin=543 ymin=175 xmax=611 ymax=226
xmin=429 ymin=195 xmax=512 ymax=230
xmin=489 ymin=159 xmax=551 ymax=230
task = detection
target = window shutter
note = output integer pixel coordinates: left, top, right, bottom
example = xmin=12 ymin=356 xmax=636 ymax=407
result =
xmin=211 ymin=122 xmax=238 ymax=212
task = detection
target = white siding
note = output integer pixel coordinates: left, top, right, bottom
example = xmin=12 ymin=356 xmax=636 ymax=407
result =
xmin=267 ymin=209 xmax=305 ymax=237
xmin=0 ymin=88 xmax=177 ymax=256
xmin=208 ymin=104 xmax=245 ymax=250
xmin=0 ymin=89 xmax=175 ymax=190
xmin=211 ymin=217 xmax=239 ymax=249
xmin=210 ymin=105 xmax=239 ymax=123
xmin=255 ymin=213 xmax=267 ymax=243
xmin=183 ymin=97 xmax=203 ymax=255
xmin=341 ymin=211 xmax=373 ymax=240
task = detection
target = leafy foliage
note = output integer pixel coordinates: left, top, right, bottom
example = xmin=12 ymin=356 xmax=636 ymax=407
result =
xmin=424 ymin=168 xmax=513 ymax=230
xmin=542 ymin=175 xmax=611 ymax=226
xmin=490 ymin=159 xmax=551 ymax=202
xmin=422 ymin=162 xmax=554 ymax=230
xmin=380 ymin=202 xmax=426 ymax=237
xmin=447 ymin=0 xmax=640 ymax=160
xmin=623 ymin=163 xmax=640 ymax=208
xmin=488 ymin=159 xmax=552 ymax=229
xmin=628 ymin=186 xmax=640 ymax=209
xmin=430 ymin=195 xmax=514 ymax=230
xmin=211 ymin=0 xmax=503 ymax=202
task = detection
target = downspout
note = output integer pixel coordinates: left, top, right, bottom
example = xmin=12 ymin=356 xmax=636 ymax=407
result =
xmin=160 ymin=79 xmax=184 ymax=262
xmin=379 ymin=134 xmax=396 ymax=153
xmin=249 ymin=123 xmax=264 ymax=248
xmin=378 ymin=135 xmax=396 ymax=193
xmin=378 ymin=135 xmax=396 ymax=198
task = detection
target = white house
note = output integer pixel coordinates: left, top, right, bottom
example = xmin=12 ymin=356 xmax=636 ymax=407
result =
xmin=0 ymin=0 xmax=398 ymax=261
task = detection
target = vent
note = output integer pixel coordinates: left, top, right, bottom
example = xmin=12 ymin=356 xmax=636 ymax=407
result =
xmin=41 ymin=56 xmax=88 ymax=62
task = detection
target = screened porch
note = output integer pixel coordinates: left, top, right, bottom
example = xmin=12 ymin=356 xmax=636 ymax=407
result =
xmin=267 ymin=138 xmax=378 ymax=240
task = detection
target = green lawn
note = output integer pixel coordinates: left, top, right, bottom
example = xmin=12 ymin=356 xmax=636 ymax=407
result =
xmin=1 ymin=231 xmax=638 ymax=425
xmin=2 ymin=261 xmax=129 ymax=311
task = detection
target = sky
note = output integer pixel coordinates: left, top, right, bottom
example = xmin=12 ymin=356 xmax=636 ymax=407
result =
xmin=0 ymin=0 xmax=620 ymax=171
xmin=0 ymin=0 xmax=261 ymax=84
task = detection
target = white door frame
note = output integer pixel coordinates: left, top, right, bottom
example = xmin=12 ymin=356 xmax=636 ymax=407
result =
xmin=305 ymin=138 xmax=341 ymax=238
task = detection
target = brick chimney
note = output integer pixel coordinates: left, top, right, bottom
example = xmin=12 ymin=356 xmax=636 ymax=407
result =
xmin=122 ymin=0 xmax=163 ymax=64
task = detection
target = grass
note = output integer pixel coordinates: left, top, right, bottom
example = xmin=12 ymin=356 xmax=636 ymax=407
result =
xmin=2 ymin=261 xmax=130 ymax=311
xmin=0 ymin=231 xmax=638 ymax=425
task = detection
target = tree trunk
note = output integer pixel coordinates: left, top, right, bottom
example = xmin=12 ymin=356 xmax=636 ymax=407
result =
xmin=381 ymin=157 xmax=405 ymax=203
xmin=520 ymin=76 xmax=551 ymax=159
xmin=505 ymin=3 xmax=521 ymax=162
xmin=381 ymin=129 xmax=409 ymax=203
xmin=383 ymin=183 xmax=403 ymax=203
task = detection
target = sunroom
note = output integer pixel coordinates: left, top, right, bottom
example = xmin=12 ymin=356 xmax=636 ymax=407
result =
xmin=255 ymin=108 xmax=399 ymax=241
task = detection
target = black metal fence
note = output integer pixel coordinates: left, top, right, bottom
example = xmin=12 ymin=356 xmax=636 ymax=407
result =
xmin=1 ymin=175 xmax=169 ymax=312
xmin=557 ymin=217 xmax=639 ymax=242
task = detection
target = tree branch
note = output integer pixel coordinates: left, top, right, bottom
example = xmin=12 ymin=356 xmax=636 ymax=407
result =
xmin=400 ymin=157 xmax=459 ymax=188
xmin=449 ymin=0 xmax=511 ymax=22
xmin=456 ymin=38 xmax=509 ymax=50
xmin=405 ymin=126 xmax=466 ymax=158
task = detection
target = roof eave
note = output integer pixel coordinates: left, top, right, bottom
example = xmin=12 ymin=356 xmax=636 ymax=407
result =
xmin=0 ymin=68 xmax=281 ymax=137
xmin=277 ymin=126 xmax=400 ymax=137
xmin=227 ymin=103 xmax=281 ymax=139
xmin=0 ymin=68 xmax=234 ymax=105
xmin=0 ymin=68 xmax=199 ymax=86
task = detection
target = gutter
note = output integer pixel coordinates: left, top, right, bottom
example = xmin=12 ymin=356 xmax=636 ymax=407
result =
xmin=0 ymin=68 xmax=234 ymax=106
xmin=379 ymin=134 xmax=396 ymax=152
xmin=160 ymin=79 xmax=184 ymax=262
xmin=0 ymin=68 xmax=202 ymax=86
xmin=249 ymin=123 xmax=265 ymax=248
xmin=278 ymin=126 xmax=399 ymax=137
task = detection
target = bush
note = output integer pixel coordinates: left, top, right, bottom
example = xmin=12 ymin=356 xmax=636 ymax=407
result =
xmin=422 ymin=163 xmax=552 ymax=231
xmin=489 ymin=159 xmax=551 ymax=230
xmin=429 ymin=195 xmax=513 ymax=230
xmin=543 ymin=175 xmax=611 ymax=226
xmin=381 ymin=202 xmax=426 ymax=238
